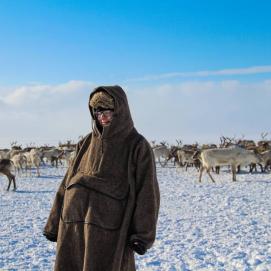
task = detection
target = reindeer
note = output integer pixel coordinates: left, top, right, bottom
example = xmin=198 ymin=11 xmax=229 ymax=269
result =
xmin=219 ymin=136 xmax=236 ymax=148
xmin=194 ymin=146 xmax=263 ymax=183
xmin=11 ymin=153 xmax=27 ymax=176
xmin=40 ymin=147 xmax=64 ymax=167
xmin=166 ymin=146 xmax=181 ymax=166
xmin=0 ymin=149 xmax=10 ymax=159
xmin=59 ymin=140 xmax=77 ymax=151
xmin=260 ymin=150 xmax=271 ymax=172
xmin=200 ymin=144 xmax=220 ymax=173
xmin=177 ymin=149 xmax=201 ymax=171
xmin=0 ymin=159 xmax=16 ymax=191
xmin=59 ymin=150 xmax=76 ymax=167
xmin=8 ymin=141 xmax=22 ymax=159
xmin=152 ymin=142 xmax=170 ymax=167
xmin=24 ymin=149 xmax=42 ymax=177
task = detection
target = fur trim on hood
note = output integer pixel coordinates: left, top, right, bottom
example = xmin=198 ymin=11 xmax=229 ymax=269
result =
xmin=89 ymin=91 xmax=114 ymax=110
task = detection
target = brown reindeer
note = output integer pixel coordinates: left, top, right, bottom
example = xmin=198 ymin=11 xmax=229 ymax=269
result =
xmin=0 ymin=159 xmax=16 ymax=191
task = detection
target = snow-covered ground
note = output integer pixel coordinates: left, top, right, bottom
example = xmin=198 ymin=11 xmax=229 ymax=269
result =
xmin=0 ymin=163 xmax=270 ymax=270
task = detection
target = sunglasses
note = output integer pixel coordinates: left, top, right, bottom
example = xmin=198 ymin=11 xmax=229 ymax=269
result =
xmin=94 ymin=109 xmax=114 ymax=118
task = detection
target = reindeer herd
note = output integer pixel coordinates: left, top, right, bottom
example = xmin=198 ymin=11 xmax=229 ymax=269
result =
xmin=0 ymin=142 xmax=77 ymax=191
xmin=1 ymin=135 xmax=271 ymax=191
xmin=151 ymin=135 xmax=271 ymax=183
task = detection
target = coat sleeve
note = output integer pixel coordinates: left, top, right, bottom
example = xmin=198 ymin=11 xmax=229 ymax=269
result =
xmin=43 ymin=137 xmax=87 ymax=242
xmin=128 ymin=138 xmax=160 ymax=251
xmin=43 ymin=172 xmax=68 ymax=242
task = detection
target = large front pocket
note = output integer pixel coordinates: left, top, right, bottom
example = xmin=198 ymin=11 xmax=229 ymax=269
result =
xmin=61 ymin=184 xmax=128 ymax=230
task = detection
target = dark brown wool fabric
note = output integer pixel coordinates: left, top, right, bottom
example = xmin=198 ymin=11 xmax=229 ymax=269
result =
xmin=44 ymin=85 xmax=160 ymax=271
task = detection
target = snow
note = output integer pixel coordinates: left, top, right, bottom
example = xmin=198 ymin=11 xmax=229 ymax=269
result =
xmin=0 ymin=163 xmax=271 ymax=270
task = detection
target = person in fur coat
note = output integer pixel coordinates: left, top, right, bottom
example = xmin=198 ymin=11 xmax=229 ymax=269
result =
xmin=44 ymin=85 xmax=160 ymax=271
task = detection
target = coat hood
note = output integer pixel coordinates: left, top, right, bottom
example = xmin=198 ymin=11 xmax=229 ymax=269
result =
xmin=89 ymin=85 xmax=134 ymax=139
xmin=64 ymin=85 xmax=138 ymax=198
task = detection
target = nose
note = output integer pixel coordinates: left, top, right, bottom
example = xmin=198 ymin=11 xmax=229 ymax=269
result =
xmin=100 ymin=113 xmax=109 ymax=118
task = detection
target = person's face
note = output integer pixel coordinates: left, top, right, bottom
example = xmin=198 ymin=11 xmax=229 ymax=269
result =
xmin=95 ymin=110 xmax=114 ymax=127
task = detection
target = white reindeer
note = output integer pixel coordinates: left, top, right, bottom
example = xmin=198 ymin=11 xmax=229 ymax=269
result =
xmin=64 ymin=150 xmax=76 ymax=167
xmin=152 ymin=145 xmax=170 ymax=166
xmin=24 ymin=150 xmax=41 ymax=177
xmin=11 ymin=153 xmax=27 ymax=176
xmin=196 ymin=146 xmax=262 ymax=182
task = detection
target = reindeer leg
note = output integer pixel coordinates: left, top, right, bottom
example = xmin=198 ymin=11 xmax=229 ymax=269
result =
xmin=41 ymin=157 xmax=46 ymax=166
xmin=29 ymin=163 xmax=32 ymax=178
xmin=6 ymin=173 xmax=12 ymax=191
xmin=18 ymin=165 xmax=22 ymax=176
xmin=2 ymin=170 xmax=11 ymax=191
xmin=161 ymin=157 xmax=168 ymax=168
xmin=6 ymin=170 xmax=16 ymax=191
xmin=26 ymin=163 xmax=29 ymax=177
xmin=24 ymin=163 xmax=27 ymax=176
xmin=12 ymin=175 xmax=16 ymax=191
xmin=199 ymin=166 xmax=204 ymax=182
xmin=206 ymin=168 xmax=215 ymax=183
xmin=7 ymin=177 xmax=11 ymax=191
xmin=249 ymin=163 xmax=256 ymax=173
xmin=232 ymin=165 xmax=237 ymax=181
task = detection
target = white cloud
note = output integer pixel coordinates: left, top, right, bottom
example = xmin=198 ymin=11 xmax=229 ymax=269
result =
xmin=0 ymin=80 xmax=95 ymax=106
xmin=1 ymin=79 xmax=271 ymax=147
xmin=128 ymin=65 xmax=271 ymax=82
xmin=131 ymin=79 xmax=271 ymax=94
xmin=127 ymin=79 xmax=271 ymax=143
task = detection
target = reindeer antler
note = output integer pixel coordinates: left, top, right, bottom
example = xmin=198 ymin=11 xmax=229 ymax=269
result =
xmin=10 ymin=141 xmax=18 ymax=147
xmin=261 ymin=132 xmax=268 ymax=140
xmin=176 ymin=139 xmax=182 ymax=146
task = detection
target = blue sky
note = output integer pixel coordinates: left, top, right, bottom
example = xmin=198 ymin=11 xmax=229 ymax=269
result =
xmin=0 ymin=0 xmax=271 ymax=147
